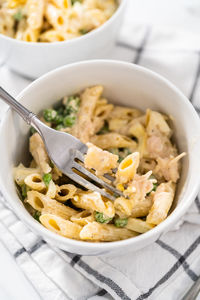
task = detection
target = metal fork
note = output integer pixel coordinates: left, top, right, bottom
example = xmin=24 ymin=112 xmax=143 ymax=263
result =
xmin=0 ymin=87 xmax=123 ymax=201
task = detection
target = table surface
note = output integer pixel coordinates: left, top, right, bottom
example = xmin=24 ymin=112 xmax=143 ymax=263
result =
xmin=1 ymin=0 xmax=200 ymax=299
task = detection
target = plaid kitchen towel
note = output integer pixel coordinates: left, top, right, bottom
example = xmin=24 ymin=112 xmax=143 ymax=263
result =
xmin=2 ymin=5 xmax=200 ymax=300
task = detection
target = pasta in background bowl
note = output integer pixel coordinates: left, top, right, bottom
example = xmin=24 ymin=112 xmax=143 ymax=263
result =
xmin=0 ymin=0 xmax=126 ymax=78
xmin=0 ymin=0 xmax=117 ymax=42
xmin=1 ymin=60 xmax=200 ymax=255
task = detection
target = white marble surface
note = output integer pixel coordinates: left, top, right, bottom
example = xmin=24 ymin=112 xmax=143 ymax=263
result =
xmin=1 ymin=0 xmax=200 ymax=299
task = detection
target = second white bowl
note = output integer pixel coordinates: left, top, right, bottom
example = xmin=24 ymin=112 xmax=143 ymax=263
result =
xmin=0 ymin=0 xmax=126 ymax=79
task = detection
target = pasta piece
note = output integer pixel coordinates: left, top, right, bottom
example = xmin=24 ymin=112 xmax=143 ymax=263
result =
xmin=114 ymin=197 xmax=134 ymax=217
xmin=0 ymin=8 xmax=15 ymax=37
xmin=126 ymin=218 xmax=154 ymax=233
xmin=46 ymin=180 xmax=57 ymax=198
xmin=108 ymin=118 xmax=129 ymax=133
xmin=131 ymin=196 xmax=153 ymax=218
xmin=84 ymin=143 xmax=118 ymax=175
xmin=13 ymin=163 xmax=39 ymax=185
xmin=24 ymin=173 xmax=46 ymax=192
xmin=90 ymin=133 xmax=137 ymax=150
xmin=146 ymin=109 xmax=171 ymax=137
xmin=146 ymin=181 xmax=175 ymax=225
xmin=116 ymin=152 xmax=140 ymax=184
xmin=72 ymin=85 xmax=103 ymax=143
xmin=55 ymin=184 xmax=77 ymax=202
xmin=40 ymin=214 xmax=82 ymax=239
xmin=128 ymin=122 xmax=147 ymax=157
xmin=84 ymin=0 xmax=117 ymax=18
xmin=70 ymin=210 xmax=94 ymax=226
xmin=26 ymin=0 xmax=45 ymax=30
xmin=7 ymin=0 xmax=26 ymax=8
xmin=51 ymin=0 xmax=70 ymax=9
xmin=72 ymin=191 xmax=115 ymax=218
xmin=22 ymin=28 xmax=39 ymax=42
xmin=80 ymin=222 xmax=138 ymax=241
xmin=27 ymin=191 xmax=77 ymax=219
xmin=108 ymin=106 xmax=142 ymax=120
xmin=45 ymin=4 xmax=67 ymax=30
xmin=29 ymin=133 xmax=51 ymax=174
xmin=82 ymin=8 xmax=107 ymax=29
xmin=92 ymin=100 xmax=113 ymax=133
xmin=39 ymin=30 xmax=77 ymax=42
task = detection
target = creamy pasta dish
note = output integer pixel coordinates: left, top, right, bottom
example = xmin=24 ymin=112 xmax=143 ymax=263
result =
xmin=0 ymin=0 xmax=117 ymax=42
xmin=14 ymin=85 xmax=185 ymax=242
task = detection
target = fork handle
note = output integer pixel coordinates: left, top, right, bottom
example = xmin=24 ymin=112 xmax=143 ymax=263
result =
xmin=0 ymin=86 xmax=36 ymax=124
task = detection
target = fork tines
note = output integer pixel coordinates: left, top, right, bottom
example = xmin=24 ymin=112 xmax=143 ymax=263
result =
xmin=68 ymin=149 xmax=124 ymax=201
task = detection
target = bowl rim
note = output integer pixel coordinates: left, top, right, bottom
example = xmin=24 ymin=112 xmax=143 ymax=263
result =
xmin=0 ymin=0 xmax=126 ymax=47
xmin=1 ymin=59 xmax=200 ymax=252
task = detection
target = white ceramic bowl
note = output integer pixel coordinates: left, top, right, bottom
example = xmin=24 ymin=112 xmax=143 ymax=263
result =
xmin=0 ymin=0 xmax=126 ymax=79
xmin=1 ymin=60 xmax=200 ymax=256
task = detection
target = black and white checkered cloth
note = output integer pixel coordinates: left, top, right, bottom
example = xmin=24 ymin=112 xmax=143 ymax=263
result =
xmin=1 ymin=10 xmax=200 ymax=300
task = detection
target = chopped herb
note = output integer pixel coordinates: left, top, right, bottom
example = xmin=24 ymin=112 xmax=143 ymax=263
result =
xmin=13 ymin=10 xmax=23 ymax=21
xmin=114 ymin=217 xmax=128 ymax=228
xmin=43 ymin=173 xmax=52 ymax=187
xmin=152 ymin=182 xmax=158 ymax=192
xmin=53 ymin=114 xmax=63 ymax=125
xmin=21 ymin=184 xmax=28 ymax=199
xmin=63 ymin=115 xmax=76 ymax=127
xmin=30 ymin=126 xmax=36 ymax=135
xmin=55 ymin=124 xmax=63 ymax=130
xmin=95 ymin=211 xmax=112 ymax=224
xmin=33 ymin=211 xmax=41 ymax=222
xmin=43 ymin=109 xmax=57 ymax=122
xmin=79 ymin=28 xmax=89 ymax=35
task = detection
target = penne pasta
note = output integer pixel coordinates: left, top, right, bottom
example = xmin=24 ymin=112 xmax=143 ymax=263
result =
xmin=24 ymin=173 xmax=46 ymax=192
xmin=27 ymin=0 xmax=45 ymax=30
xmin=30 ymin=133 xmax=52 ymax=174
xmin=80 ymin=222 xmax=138 ymax=241
xmin=147 ymin=181 xmax=175 ymax=225
xmin=13 ymin=85 xmax=185 ymax=242
xmin=27 ymin=190 xmax=77 ymax=219
xmin=90 ymin=133 xmax=137 ymax=150
xmin=126 ymin=217 xmax=154 ymax=233
xmin=116 ymin=152 xmax=140 ymax=184
xmin=70 ymin=210 xmax=94 ymax=226
xmin=72 ymin=191 xmax=115 ymax=218
xmin=55 ymin=184 xmax=77 ymax=202
xmin=40 ymin=214 xmax=82 ymax=239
